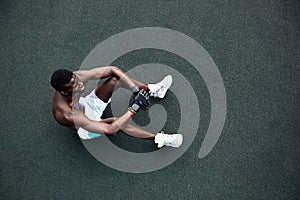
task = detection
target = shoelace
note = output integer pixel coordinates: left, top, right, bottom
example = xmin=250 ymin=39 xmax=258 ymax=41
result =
xmin=162 ymin=134 xmax=174 ymax=145
xmin=150 ymin=85 xmax=165 ymax=97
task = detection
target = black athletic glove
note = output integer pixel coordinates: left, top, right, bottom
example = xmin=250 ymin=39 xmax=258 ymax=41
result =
xmin=131 ymin=85 xmax=140 ymax=96
xmin=129 ymin=89 xmax=150 ymax=113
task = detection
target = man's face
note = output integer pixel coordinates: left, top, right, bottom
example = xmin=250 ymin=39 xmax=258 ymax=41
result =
xmin=62 ymin=74 xmax=84 ymax=96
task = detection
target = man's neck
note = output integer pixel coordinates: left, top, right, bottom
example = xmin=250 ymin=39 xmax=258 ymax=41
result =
xmin=61 ymin=94 xmax=73 ymax=102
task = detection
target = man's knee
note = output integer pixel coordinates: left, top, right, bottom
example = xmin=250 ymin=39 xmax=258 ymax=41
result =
xmin=111 ymin=76 xmax=119 ymax=82
xmin=107 ymin=77 xmax=119 ymax=87
xmin=97 ymin=77 xmax=118 ymax=90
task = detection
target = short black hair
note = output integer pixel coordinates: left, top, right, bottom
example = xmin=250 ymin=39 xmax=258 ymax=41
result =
xmin=50 ymin=69 xmax=73 ymax=92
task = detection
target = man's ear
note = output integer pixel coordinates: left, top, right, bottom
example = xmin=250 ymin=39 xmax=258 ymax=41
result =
xmin=60 ymin=91 xmax=68 ymax=96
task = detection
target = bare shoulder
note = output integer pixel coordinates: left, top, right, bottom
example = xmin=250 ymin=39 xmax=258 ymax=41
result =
xmin=52 ymin=92 xmax=75 ymax=128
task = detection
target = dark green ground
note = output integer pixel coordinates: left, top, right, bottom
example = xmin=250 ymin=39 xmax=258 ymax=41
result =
xmin=1 ymin=0 xmax=299 ymax=199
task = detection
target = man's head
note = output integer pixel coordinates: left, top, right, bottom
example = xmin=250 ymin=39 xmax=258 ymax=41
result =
xmin=51 ymin=69 xmax=84 ymax=96
xmin=51 ymin=69 xmax=73 ymax=93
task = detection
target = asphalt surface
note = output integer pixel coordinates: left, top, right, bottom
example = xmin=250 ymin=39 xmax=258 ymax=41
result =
xmin=1 ymin=0 xmax=299 ymax=199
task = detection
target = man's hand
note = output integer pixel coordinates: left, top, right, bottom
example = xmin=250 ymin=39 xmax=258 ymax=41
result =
xmin=129 ymin=89 xmax=150 ymax=113
xmin=131 ymin=85 xmax=140 ymax=96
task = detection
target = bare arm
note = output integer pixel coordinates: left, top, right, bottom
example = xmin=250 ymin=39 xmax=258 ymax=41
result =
xmin=67 ymin=108 xmax=135 ymax=136
xmin=74 ymin=66 xmax=135 ymax=89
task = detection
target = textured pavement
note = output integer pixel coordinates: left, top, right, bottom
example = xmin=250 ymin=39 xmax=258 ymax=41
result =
xmin=1 ymin=0 xmax=299 ymax=199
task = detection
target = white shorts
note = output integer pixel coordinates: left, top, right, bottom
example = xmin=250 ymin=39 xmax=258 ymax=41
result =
xmin=77 ymin=89 xmax=111 ymax=139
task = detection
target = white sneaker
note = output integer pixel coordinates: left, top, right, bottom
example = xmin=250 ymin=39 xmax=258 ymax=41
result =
xmin=148 ymin=75 xmax=172 ymax=98
xmin=154 ymin=131 xmax=183 ymax=148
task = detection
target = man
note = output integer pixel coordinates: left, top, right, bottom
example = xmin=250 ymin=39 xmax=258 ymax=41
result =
xmin=51 ymin=66 xmax=183 ymax=148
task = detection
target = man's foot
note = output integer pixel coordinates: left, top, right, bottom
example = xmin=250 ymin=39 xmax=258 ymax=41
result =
xmin=154 ymin=131 xmax=183 ymax=148
xmin=148 ymin=75 xmax=172 ymax=98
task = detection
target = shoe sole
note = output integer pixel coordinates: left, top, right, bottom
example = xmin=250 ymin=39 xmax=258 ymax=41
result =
xmin=158 ymin=75 xmax=173 ymax=98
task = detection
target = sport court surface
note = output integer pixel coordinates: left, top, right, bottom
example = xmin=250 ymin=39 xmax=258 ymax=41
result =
xmin=1 ymin=0 xmax=299 ymax=199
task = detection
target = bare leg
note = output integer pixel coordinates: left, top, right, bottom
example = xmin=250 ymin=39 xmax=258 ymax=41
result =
xmin=95 ymin=77 xmax=119 ymax=103
xmin=95 ymin=76 xmax=148 ymax=102
xmin=101 ymin=117 xmax=155 ymax=140
xmin=94 ymin=76 xmax=155 ymax=139
xmin=125 ymin=78 xmax=149 ymax=91
xmin=115 ymin=77 xmax=149 ymax=91
xmin=122 ymin=124 xmax=155 ymax=139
